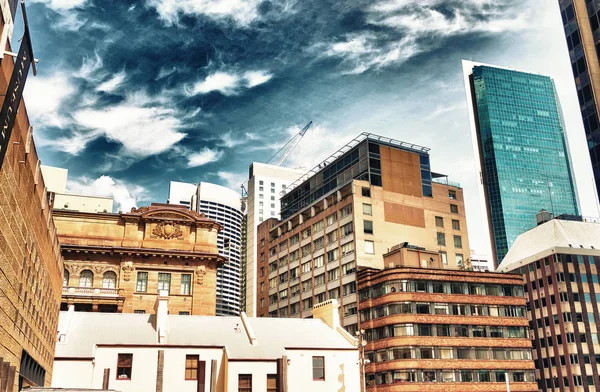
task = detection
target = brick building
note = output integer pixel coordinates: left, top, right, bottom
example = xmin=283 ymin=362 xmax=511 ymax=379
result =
xmin=0 ymin=2 xmax=63 ymax=390
xmin=358 ymin=246 xmax=537 ymax=391
xmin=254 ymin=133 xmax=469 ymax=333
xmin=54 ymin=203 xmax=225 ymax=315
xmin=498 ymin=215 xmax=600 ymax=391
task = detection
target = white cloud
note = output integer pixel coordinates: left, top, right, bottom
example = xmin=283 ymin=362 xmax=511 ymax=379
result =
xmin=187 ymin=147 xmax=223 ymax=167
xmin=188 ymin=70 xmax=273 ymax=95
xmin=217 ymin=171 xmax=247 ymax=190
xmin=72 ymin=105 xmax=185 ymax=156
xmin=66 ymin=175 xmax=145 ymax=212
xmin=243 ymin=71 xmax=273 ymax=88
xmin=24 ymin=73 xmax=75 ymax=128
xmin=146 ymin=0 xmax=261 ymax=26
xmin=54 ymin=131 xmax=100 ymax=155
xmin=75 ymin=50 xmax=103 ymax=79
xmin=189 ymin=71 xmax=241 ymax=95
xmin=30 ymin=0 xmax=86 ymax=10
xmin=96 ymin=70 xmax=126 ymax=93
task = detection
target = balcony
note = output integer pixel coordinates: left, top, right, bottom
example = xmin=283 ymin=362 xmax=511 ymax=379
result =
xmin=62 ymin=287 xmax=123 ymax=297
xmin=62 ymin=286 xmax=126 ymax=312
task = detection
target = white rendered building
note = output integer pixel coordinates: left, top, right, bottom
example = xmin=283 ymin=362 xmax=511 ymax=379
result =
xmin=52 ymin=298 xmax=360 ymax=392
xmin=168 ymin=181 xmax=244 ymax=316
xmin=245 ymin=163 xmax=305 ymax=316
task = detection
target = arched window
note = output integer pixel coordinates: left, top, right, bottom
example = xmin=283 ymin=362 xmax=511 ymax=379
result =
xmin=63 ymin=269 xmax=70 ymax=287
xmin=102 ymin=271 xmax=117 ymax=289
xmin=79 ymin=270 xmax=93 ymax=288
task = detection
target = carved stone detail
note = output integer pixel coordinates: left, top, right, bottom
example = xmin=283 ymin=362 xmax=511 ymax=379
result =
xmin=151 ymin=221 xmax=184 ymax=240
xmin=130 ymin=206 xmax=149 ymax=213
xmin=195 ymin=265 xmax=206 ymax=285
xmin=120 ymin=261 xmax=135 ymax=282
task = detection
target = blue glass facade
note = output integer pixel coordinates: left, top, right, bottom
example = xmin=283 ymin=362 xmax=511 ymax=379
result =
xmin=470 ymin=65 xmax=579 ymax=263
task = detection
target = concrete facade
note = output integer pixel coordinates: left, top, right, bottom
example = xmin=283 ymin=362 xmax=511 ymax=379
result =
xmin=0 ymin=5 xmax=63 ymax=391
xmin=54 ymin=203 xmax=225 ymax=315
xmin=245 ymin=163 xmax=305 ymax=316
xmin=255 ymin=134 xmax=469 ymax=334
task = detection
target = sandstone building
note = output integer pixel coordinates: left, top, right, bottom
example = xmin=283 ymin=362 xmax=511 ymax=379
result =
xmin=255 ymin=133 xmax=469 ymax=333
xmin=359 ymin=246 xmax=537 ymax=391
xmin=54 ymin=203 xmax=225 ymax=315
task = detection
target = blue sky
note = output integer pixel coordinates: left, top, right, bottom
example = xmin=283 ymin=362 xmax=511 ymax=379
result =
xmin=20 ymin=0 xmax=599 ymax=256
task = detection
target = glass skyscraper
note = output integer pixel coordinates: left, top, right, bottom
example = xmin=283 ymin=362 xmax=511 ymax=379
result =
xmin=463 ymin=62 xmax=579 ymax=264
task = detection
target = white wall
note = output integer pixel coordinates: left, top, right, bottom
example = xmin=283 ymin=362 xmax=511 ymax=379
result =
xmin=52 ymin=360 xmax=94 ymax=389
xmin=162 ymin=348 xmax=223 ymax=392
xmin=286 ymin=349 xmax=360 ymax=392
xmin=227 ymin=361 xmax=277 ymax=391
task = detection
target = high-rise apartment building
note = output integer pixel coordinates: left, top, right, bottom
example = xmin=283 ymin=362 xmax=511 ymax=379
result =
xmin=245 ymin=162 xmax=304 ymax=316
xmin=463 ymin=61 xmax=579 ymax=265
xmin=255 ymin=133 xmax=469 ymax=333
xmin=358 ymin=246 xmax=536 ymax=391
xmin=557 ymin=0 xmax=600 ymax=201
xmin=498 ymin=214 xmax=600 ymax=391
xmin=168 ymin=181 xmax=245 ymax=316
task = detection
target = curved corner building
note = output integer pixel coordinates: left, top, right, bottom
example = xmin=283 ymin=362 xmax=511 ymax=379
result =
xmin=196 ymin=182 xmax=244 ymax=316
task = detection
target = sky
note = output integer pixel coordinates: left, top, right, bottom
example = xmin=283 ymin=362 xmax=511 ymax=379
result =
xmin=17 ymin=0 xmax=600 ymax=257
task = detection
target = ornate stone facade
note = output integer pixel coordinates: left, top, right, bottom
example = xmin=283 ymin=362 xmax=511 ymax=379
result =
xmin=55 ymin=203 xmax=226 ymax=316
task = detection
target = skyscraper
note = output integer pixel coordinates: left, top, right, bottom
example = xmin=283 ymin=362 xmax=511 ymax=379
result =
xmin=463 ymin=61 xmax=579 ymax=265
xmin=168 ymin=181 xmax=244 ymax=316
xmin=557 ymin=1 xmax=600 ymax=201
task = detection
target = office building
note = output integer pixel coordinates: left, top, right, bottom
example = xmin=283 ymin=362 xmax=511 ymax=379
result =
xmin=54 ymin=203 xmax=225 ymax=315
xmin=0 ymin=4 xmax=63 ymax=390
xmin=41 ymin=165 xmax=114 ymax=213
xmin=463 ymin=61 xmax=579 ymax=265
xmin=168 ymin=181 xmax=245 ymax=316
xmin=255 ymin=133 xmax=469 ymax=333
xmin=358 ymin=245 xmax=536 ymax=391
xmin=498 ymin=214 xmax=600 ymax=391
xmin=470 ymin=252 xmax=494 ymax=272
xmin=245 ymin=162 xmax=305 ymax=316
xmin=557 ymin=1 xmax=600 ymax=200
xmin=51 ymin=299 xmax=359 ymax=392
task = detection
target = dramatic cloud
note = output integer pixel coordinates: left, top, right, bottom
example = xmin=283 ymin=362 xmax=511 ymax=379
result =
xmin=30 ymin=0 xmax=86 ymax=10
xmin=24 ymin=73 xmax=75 ymax=128
xmin=146 ymin=0 xmax=262 ymax=26
xmin=96 ymin=71 xmax=126 ymax=92
xmin=188 ymin=70 xmax=273 ymax=95
xmin=66 ymin=175 xmax=146 ymax=212
xmin=72 ymin=104 xmax=185 ymax=156
xmin=187 ymin=147 xmax=224 ymax=167
xmin=75 ymin=51 xmax=103 ymax=79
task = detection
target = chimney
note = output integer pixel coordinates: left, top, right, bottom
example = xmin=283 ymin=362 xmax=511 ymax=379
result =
xmin=154 ymin=290 xmax=169 ymax=344
xmin=536 ymin=209 xmax=553 ymax=225
xmin=311 ymin=299 xmax=341 ymax=330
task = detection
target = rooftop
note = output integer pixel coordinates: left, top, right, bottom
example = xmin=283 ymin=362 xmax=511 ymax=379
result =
xmin=497 ymin=218 xmax=600 ymax=273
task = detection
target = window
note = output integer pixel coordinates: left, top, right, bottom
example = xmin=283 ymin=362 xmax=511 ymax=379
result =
xmin=314 ymin=255 xmax=324 ymax=268
xmin=454 ymin=235 xmax=462 ymax=248
xmin=102 ymin=271 xmax=117 ymax=288
xmin=117 ymin=353 xmax=133 ymax=380
xmin=341 ymin=242 xmax=354 ymax=256
xmin=158 ymin=273 xmax=171 ymax=293
xmin=134 ymin=310 xmax=145 ymax=314
xmin=365 ymin=240 xmax=374 ymax=254
xmin=437 ymin=232 xmax=446 ymax=246
xmin=440 ymin=252 xmax=448 ymax=265
xmin=313 ymin=221 xmax=324 ymax=233
xmin=456 ymin=253 xmax=464 ymax=267
xmin=326 ymin=213 xmax=337 ymax=226
xmin=452 ymin=219 xmax=460 ymax=230
xmin=185 ymin=355 xmax=206 ymax=385
xmin=327 ymin=249 xmax=338 ymax=263
xmin=238 ymin=374 xmax=252 ymax=392
xmin=435 ymin=216 xmax=444 ymax=227
xmin=181 ymin=274 xmax=191 ymax=295
xmin=340 ymin=205 xmax=352 ymax=217
xmin=312 ymin=356 xmax=325 ymax=380
xmin=328 ymin=269 xmax=339 ymax=281
xmin=341 ymin=223 xmax=353 ymax=237
xmin=267 ymin=375 xmax=277 ymax=392
xmin=362 ymin=187 xmax=371 ymax=197
xmin=450 ymin=204 xmax=458 ymax=213
xmin=364 ymin=220 xmax=373 ymax=234
xmin=79 ymin=270 xmax=93 ymax=288
xmin=363 ymin=203 xmax=372 ymax=215
xmin=449 ymin=190 xmax=457 ymax=200
xmin=63 ymin=269 xmax=69 ymax=287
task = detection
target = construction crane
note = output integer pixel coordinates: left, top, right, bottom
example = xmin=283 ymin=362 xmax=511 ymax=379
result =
xmin=267 ymin=121 xmax=312 ymax=166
